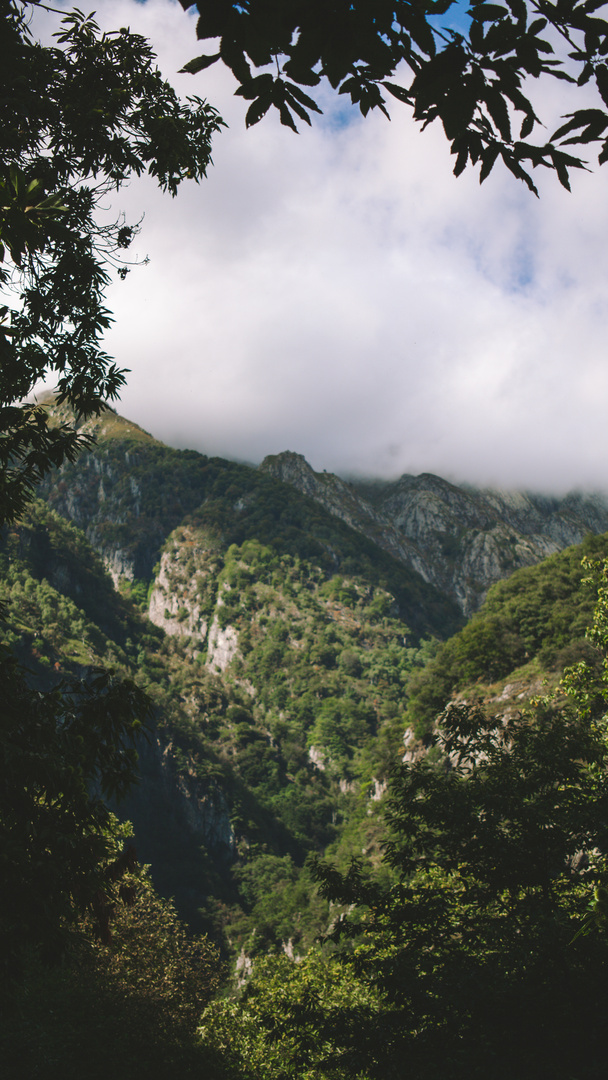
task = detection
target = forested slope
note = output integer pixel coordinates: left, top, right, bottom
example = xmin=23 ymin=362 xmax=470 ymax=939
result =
xmin=404 ymin=531 xmax=608 ymax=739
xmin=0 ymin=494 xmax=444 ymax=956
xmin=5 ymin=436 xmax=608 ymax=1077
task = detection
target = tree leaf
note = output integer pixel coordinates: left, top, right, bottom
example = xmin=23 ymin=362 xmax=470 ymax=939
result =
xmin=179 ymin=53 xmax=221 ymax=76
xmin=279 ymin=104 xmax=299 ymax=132
xmin=479 ymin=143 xmax=500 ymax=181
xmin=383 ymin=81 xmax=412 ymax=104
xmin=453 ymin=145 xmax=469 ymax=176
xmin=235 ymin=73 xmax=274 ymax=100
xmin=285 ymin=81 xmax=323 ymax=113
xmin=595 ymin=64 xmax=608 ymax=106
xmin=283 ymin=60 xmax=322 ymax=86
xmin=245 ymin=94 xmax=273 ymax=127
xmin=469 ymin=4 xmax=509 ymax=22
xmin=484 ymin=86 xmax=512 ymax=141
xmin=283 ymin=90 xmax=312 ymax=125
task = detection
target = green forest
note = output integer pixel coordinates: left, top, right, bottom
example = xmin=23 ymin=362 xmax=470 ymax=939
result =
xmin=5 ymin=452 xmax=608 ymax=1077
xmin=5 ymin=1 xmax=608 ymax=1076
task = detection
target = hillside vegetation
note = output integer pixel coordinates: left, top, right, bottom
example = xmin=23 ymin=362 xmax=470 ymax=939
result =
xmin=6 ymin=407 xmax=608 ymax=1078
xmin=404 ymin=532 xmax=608 ymax=738
xmin=0 ymin=497 xmax=443 ymax=958
xmin=15 ymin=408 xmax=608 ymax=954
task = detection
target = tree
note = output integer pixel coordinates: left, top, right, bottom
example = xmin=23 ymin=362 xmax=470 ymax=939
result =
xmin=180 ymin=0 xmax=608 ymax=193
xmin=0 ymin=1 xmax=224 ymax=979
xmin=200 ymin=948 xmax=380 ymax=1079
xmin=2 ymin=864 xmax=224 ymax=1078
xmin=303 ymin=556 xmax=608 ymax=1079
xmin=0 ymin=647 xmax=153 ymax=984
xmin=0 ymin=0 xmax=223 ymax=525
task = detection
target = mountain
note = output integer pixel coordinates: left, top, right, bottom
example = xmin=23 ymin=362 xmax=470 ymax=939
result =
xmin=261 ymin=451 xmax=608 ymax=615
xmin=8 ymin=403 xmax=608 ymax=1079
xmin=19 ymin=401 xmax=460 ymax=955
xmin=40 ymin=397 xmax=608 ymax=620
xmin=37 ymin=400 xmax=461 ymax=641
xmin=13 ymin=398 xmax=608 ymax=958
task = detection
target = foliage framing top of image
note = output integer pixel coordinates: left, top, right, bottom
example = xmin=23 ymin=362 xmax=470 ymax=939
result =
xmin=181 ymin=0 xmax=608 ymax=193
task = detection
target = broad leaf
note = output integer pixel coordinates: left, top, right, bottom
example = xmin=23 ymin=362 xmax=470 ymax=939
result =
xmin=179 ymin=52 xmax=221 ymax=75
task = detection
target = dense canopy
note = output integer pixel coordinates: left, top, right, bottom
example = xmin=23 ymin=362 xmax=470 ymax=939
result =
xmin=181 ymin=0 xmax=608 ymax=192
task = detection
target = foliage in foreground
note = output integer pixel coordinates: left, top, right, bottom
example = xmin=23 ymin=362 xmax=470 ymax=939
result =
xmin=201 ymin=558 xmax=608 ymax=1080
xmin=1 ymin=0 xmax=222 ymax=523
xmin=200 ymin=948 xmax=379 ymax=1080
xmin=181 ymin=0 xmax=608 ymax=192
xmin=0 ymin=2 xmax=221 ymax=1027
xmin=1 ymin=867 xmax=223 ymax=1080
xmin=0 ymin=642 xmax=152 ymax=984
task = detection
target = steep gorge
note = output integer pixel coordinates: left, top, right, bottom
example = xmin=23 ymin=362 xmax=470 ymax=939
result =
xmin=17 ymin=401 xmax=608 ymax=956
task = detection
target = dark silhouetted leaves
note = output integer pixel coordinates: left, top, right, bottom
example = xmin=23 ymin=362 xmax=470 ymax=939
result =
xmin=181 ymin=0 xmax=608 ymax=191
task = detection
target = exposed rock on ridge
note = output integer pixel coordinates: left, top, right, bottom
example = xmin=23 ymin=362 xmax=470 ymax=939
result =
xmin=260 ymin=453 xmax=608 ymax=615
xmin=148 ymin=547 xmax=208 ymax=641
xmin=207 ymin=614 xmax=239 ymax=672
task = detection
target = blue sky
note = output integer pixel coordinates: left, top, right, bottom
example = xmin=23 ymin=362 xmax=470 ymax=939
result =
xmin=33 ymin=0 xmax=608 ymax=492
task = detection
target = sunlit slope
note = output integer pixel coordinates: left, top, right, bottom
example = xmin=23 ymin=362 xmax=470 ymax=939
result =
xmin=38 ymin=404 xmax=463 ymax=641
xmin=404 ymin=531 xmax=608 ymax=738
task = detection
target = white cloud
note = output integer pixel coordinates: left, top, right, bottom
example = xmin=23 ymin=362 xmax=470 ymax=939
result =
xmin=36 ymin=0 xmax=608 ymax=491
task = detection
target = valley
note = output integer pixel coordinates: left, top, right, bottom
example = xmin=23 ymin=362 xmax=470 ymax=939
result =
xmin=4 ymin=400 xmax=608 ymax=1077
xmin=4 ymin=398 xmax=607 ymax=952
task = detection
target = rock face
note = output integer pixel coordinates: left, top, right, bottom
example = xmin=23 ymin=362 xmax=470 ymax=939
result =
xmin=148 ymin=538 xmax=209 ymax=641
xmin=38 ymin=398 xmax=608 ymax=620
xmin=207 ymin=614 xmax=239 ymax=672
xmin=147 ymin=526 xmax=242 ymax=675
xmin=38 ymin=406 xmax=213 ymax=584
xmin=260 ymin=453 xmax=608 ymax=615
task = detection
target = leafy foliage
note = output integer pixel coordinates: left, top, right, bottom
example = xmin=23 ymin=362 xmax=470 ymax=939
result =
xmin=181 ymin=0 xmax=608 ymax=191
xmin=200 ymin=948 xmax=379 ymax=1080
xmin=0 ymin=1 xmax=222 ymax=523
xmin=0 ymin=2 xmax=222 ymax=996
xmin=300 ymin=562 xmax=608 ymax=1079
xmin=1 ymin=867 xmax=223 ymax=1080
xmin=0 ymin=644 xmax=152 ymax=984
xmin=405 ymin=529 xmax=608 ymax=736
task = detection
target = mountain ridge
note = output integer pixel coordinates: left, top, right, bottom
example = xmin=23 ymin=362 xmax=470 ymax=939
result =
xmin=37 ymin=395 xmax=608 ymax=619
xmin=260 ymin=450 xmax=608 ymax=614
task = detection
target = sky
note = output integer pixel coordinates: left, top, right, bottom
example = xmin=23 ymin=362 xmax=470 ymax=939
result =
xmin=34 ymin=0 xmax=608 ymax=491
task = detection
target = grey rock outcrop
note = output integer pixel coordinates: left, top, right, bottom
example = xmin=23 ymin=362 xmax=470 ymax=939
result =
xmin=261 ymin=453 xmax=608 ymax=616
xmin=148 ymin=547 xmax=208 ymax=641
xmin=207 ymin=614 xmax=239 ymax=672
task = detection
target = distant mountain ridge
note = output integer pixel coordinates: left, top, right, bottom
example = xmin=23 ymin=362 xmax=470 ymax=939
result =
xmin=37 ymin=401 xmax=461 ymax=642
xmin=260 ymin=451 xmax=608 ymax=614
xmin=38 ymin=395 xmax=608 ymax=617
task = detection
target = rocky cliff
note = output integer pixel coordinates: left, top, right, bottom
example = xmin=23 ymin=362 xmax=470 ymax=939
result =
xmin=260 ymin=453 xmax=608 ymax=615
